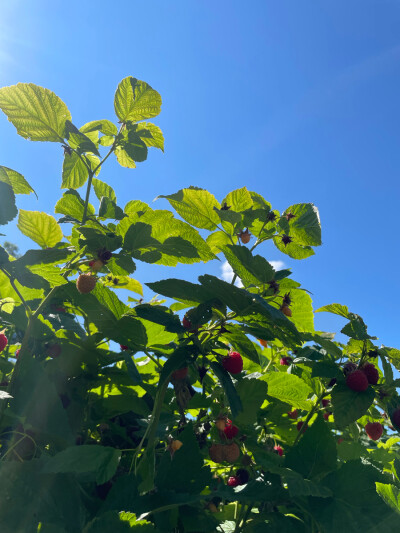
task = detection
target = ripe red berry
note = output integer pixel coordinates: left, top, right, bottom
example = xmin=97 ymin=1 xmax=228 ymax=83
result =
xmin=223 ymin=420 xmax=239 ymax=439
xmin=120 ymin=345 xmax=129 ymax=351
xmin=321 ymin=399 xmax=330 ymax=408
xmin=288 ymin=409 xmax=298 ymax=419
xmin=361 ymin=363 xmax=379 ymax=385
xmin=337 ymin=437 xmax=344 ymax=445
xmin=365 ymin=422 xmax=383 ymax=441
xmin=222 ymin=352 xmax=243 ymax=374
xmin=15 ymin=349 xmax=20 ymax=359
xmin=227 ymin=476 xmax=239 ymax=487
xmin=76 ymin=273 xmax=97 ymax=294
xmin=346 ymin=370 xmax=369 ymax=392
xmin=0 ymin=334 xmax=8 ymax=352
xmin=274 ymin=445 xmax=283 ymax=456
xmin=280 ymin=356 xmax=292 ymax=366
xmin=171 ymin=367 xmax=189 ymax=381
xmin=323 ymin=412 xmax=331 ymax=421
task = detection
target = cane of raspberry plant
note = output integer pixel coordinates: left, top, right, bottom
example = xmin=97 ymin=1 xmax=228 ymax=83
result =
xmin=346 ymin=369 xmax=369 ymax=392
xmin=365 ymin=422 xmax=383 ymax=441
xmin=222 ymin=351 xmax=243 ymax=374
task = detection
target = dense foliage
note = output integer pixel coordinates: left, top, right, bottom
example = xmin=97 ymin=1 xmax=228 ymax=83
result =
xmin=0 ymin=76 xmax=400 ymax=532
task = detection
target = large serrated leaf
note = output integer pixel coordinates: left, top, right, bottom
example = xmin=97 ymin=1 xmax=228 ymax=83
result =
xmin=114 ymin=76 xmax=162 ymax=123
xmin=158 ymin=188 xmax=220 ymax=230
xmin=262 ymin=372 xmax=312 ymax=410
xmin=331 ymin=382 xmax=375 ymax=429
xmin=0 ymin=166 xmax=36 ymax=196
xmin=18 ymin=210 xmax=63 ymax=248
xmin=0 ymin=82 xmax=71 ymax=141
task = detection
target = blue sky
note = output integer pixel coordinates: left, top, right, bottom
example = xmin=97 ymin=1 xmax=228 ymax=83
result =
xmin=0 ymin=1 xmax=399 ymax=348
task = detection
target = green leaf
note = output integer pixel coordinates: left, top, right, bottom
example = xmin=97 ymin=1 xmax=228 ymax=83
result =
xmin=284 ymin=203 xmax=321 ymax=246
xmin=222 ymin=245 xmax=275 ymax=286
xmin=61 ymin=151 xmax=100 ymax=189
xmin=221 ymin=324 xmax=260 ymax=364
xmin=235 ymin=377 xmax=268 ymax=425
xmin=55 ymin=189 xmax=95 ymax=220
xmin=133 ymin=122 xmax=164 ymax=151
xmin=114 ymin=76 xmax=162 ymax=122
xmin=331 ymin=382 xmax=375 ymax=429
xmin=0 ymin=166 xmax=36 ymax=196
xmin=80 ymin=119 xmax=118 ymax=136
xmin=44 ymin=445 xmax=121 ymax=484
xmin=206 ymin=231 xmax=234 ymax=254
xmin=64 ymin=120 xmax=100 ymax=155
xmin=135 ymin=304 xmax=183 ymax=333
xmin=210 ymin=361 xmax=243 ymax=418
xmin=376 ymin=483 xmax=400 ymax=515
xmin=27 ymin=264 xmax=67 ymax=288
xmin=283 ymin=469 xmax=333 ymax=498
xmin=311 ymin=361 xmax=343 ymax=379
xmin=315 ymin=303 xmax=350 ymax=318
xmin=309 ymin=461 xmax=400 ymax=533
xmin=273 ymin=235 xmax=315 ymax=259
xmin=222 ymin=187 xmax=253 ymax=212
xmin=10 ymin=356 xmax=73 ymax=445
xmin=99 ymin=197 xmax=126 ymax=220
xmin=0 ymin=181 xmax=17 ymax=225
xmin=158 ymin=187 xmax=221 ymax=230
xmin=341 ymin=315 xmax=374 ymax=340
xmin=262 ymin=372 xmax=312 ymax=410
xmin=285 ymin=414 xmax=337 ymax=478
xmin=18 ymin=210 xmax=62 ymax=248
xmin=93 ymin=178 xmax=116 ymax=202
xmin=0 ymin=82 xmax=71 ymax=142
xmin=155 ymin=424 xmax=211 ymax=494
xmin=115 ymin=131 xmax=148 ymax=168
xmin=146 ymin=278 xmax=213 ymax=304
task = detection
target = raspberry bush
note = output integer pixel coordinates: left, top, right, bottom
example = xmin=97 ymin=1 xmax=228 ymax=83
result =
xmin=0 ymin=77 xmax=400 ymax=532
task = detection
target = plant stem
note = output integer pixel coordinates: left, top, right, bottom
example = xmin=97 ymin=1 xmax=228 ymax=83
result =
xmin=293 ymin=390 xmax=327 ymax=446
xmin=81 ymin=171 xmax=94 ymax=224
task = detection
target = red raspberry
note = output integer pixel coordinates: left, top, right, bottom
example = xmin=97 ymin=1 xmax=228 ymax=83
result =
xmin=274 ymin=445 xmax=283 ymax=456
xmin=365 ymin=422 xmax=383 ymax=441
xmin=280 ymin=356 xmax=292 ymax=366
xmin=0 ymin=333 xmax=8 ymax=352
xmin=182 ymin=316 xmax=194 ymax=331
xmin=222 ymin=352 xmax=243 ymax=374
xmin=223 ymin=420 xmax=239 ymax=439
xmin=321 ymin=399 xmax=330 ymax=407
xmin=171 ymin=367 xmax=189 ymax=380
xmin=120 ymin=345 xmax=129 ymax=351
xmin=346 ymin=370 xmax=369 ymax=392
xmin=323 ymin=412 xmax=331 ymax=421
xmin=288 ymin=409 xmax=298 ymax=419
xmin=227 ymin=476 xmax=239 ymax=487
xmin=361 ymin=363 xmax=379 ymax=385
xmin=337 ymin=438 xmax=344 ymax=445
xmin=15 ymin=349 xmax=20 ymax=359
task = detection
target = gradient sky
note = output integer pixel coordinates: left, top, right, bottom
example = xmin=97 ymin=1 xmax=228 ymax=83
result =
xmin=0 ymin=1 xmax=399 ymax=348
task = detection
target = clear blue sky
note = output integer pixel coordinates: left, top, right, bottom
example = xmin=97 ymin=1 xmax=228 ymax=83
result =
xmin=0 ymin=1 xmax=399 ymax=348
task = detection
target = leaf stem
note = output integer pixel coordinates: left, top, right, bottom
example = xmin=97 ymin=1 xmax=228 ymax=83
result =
xmin=0 ymin=268 xmax=32 ymax=318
